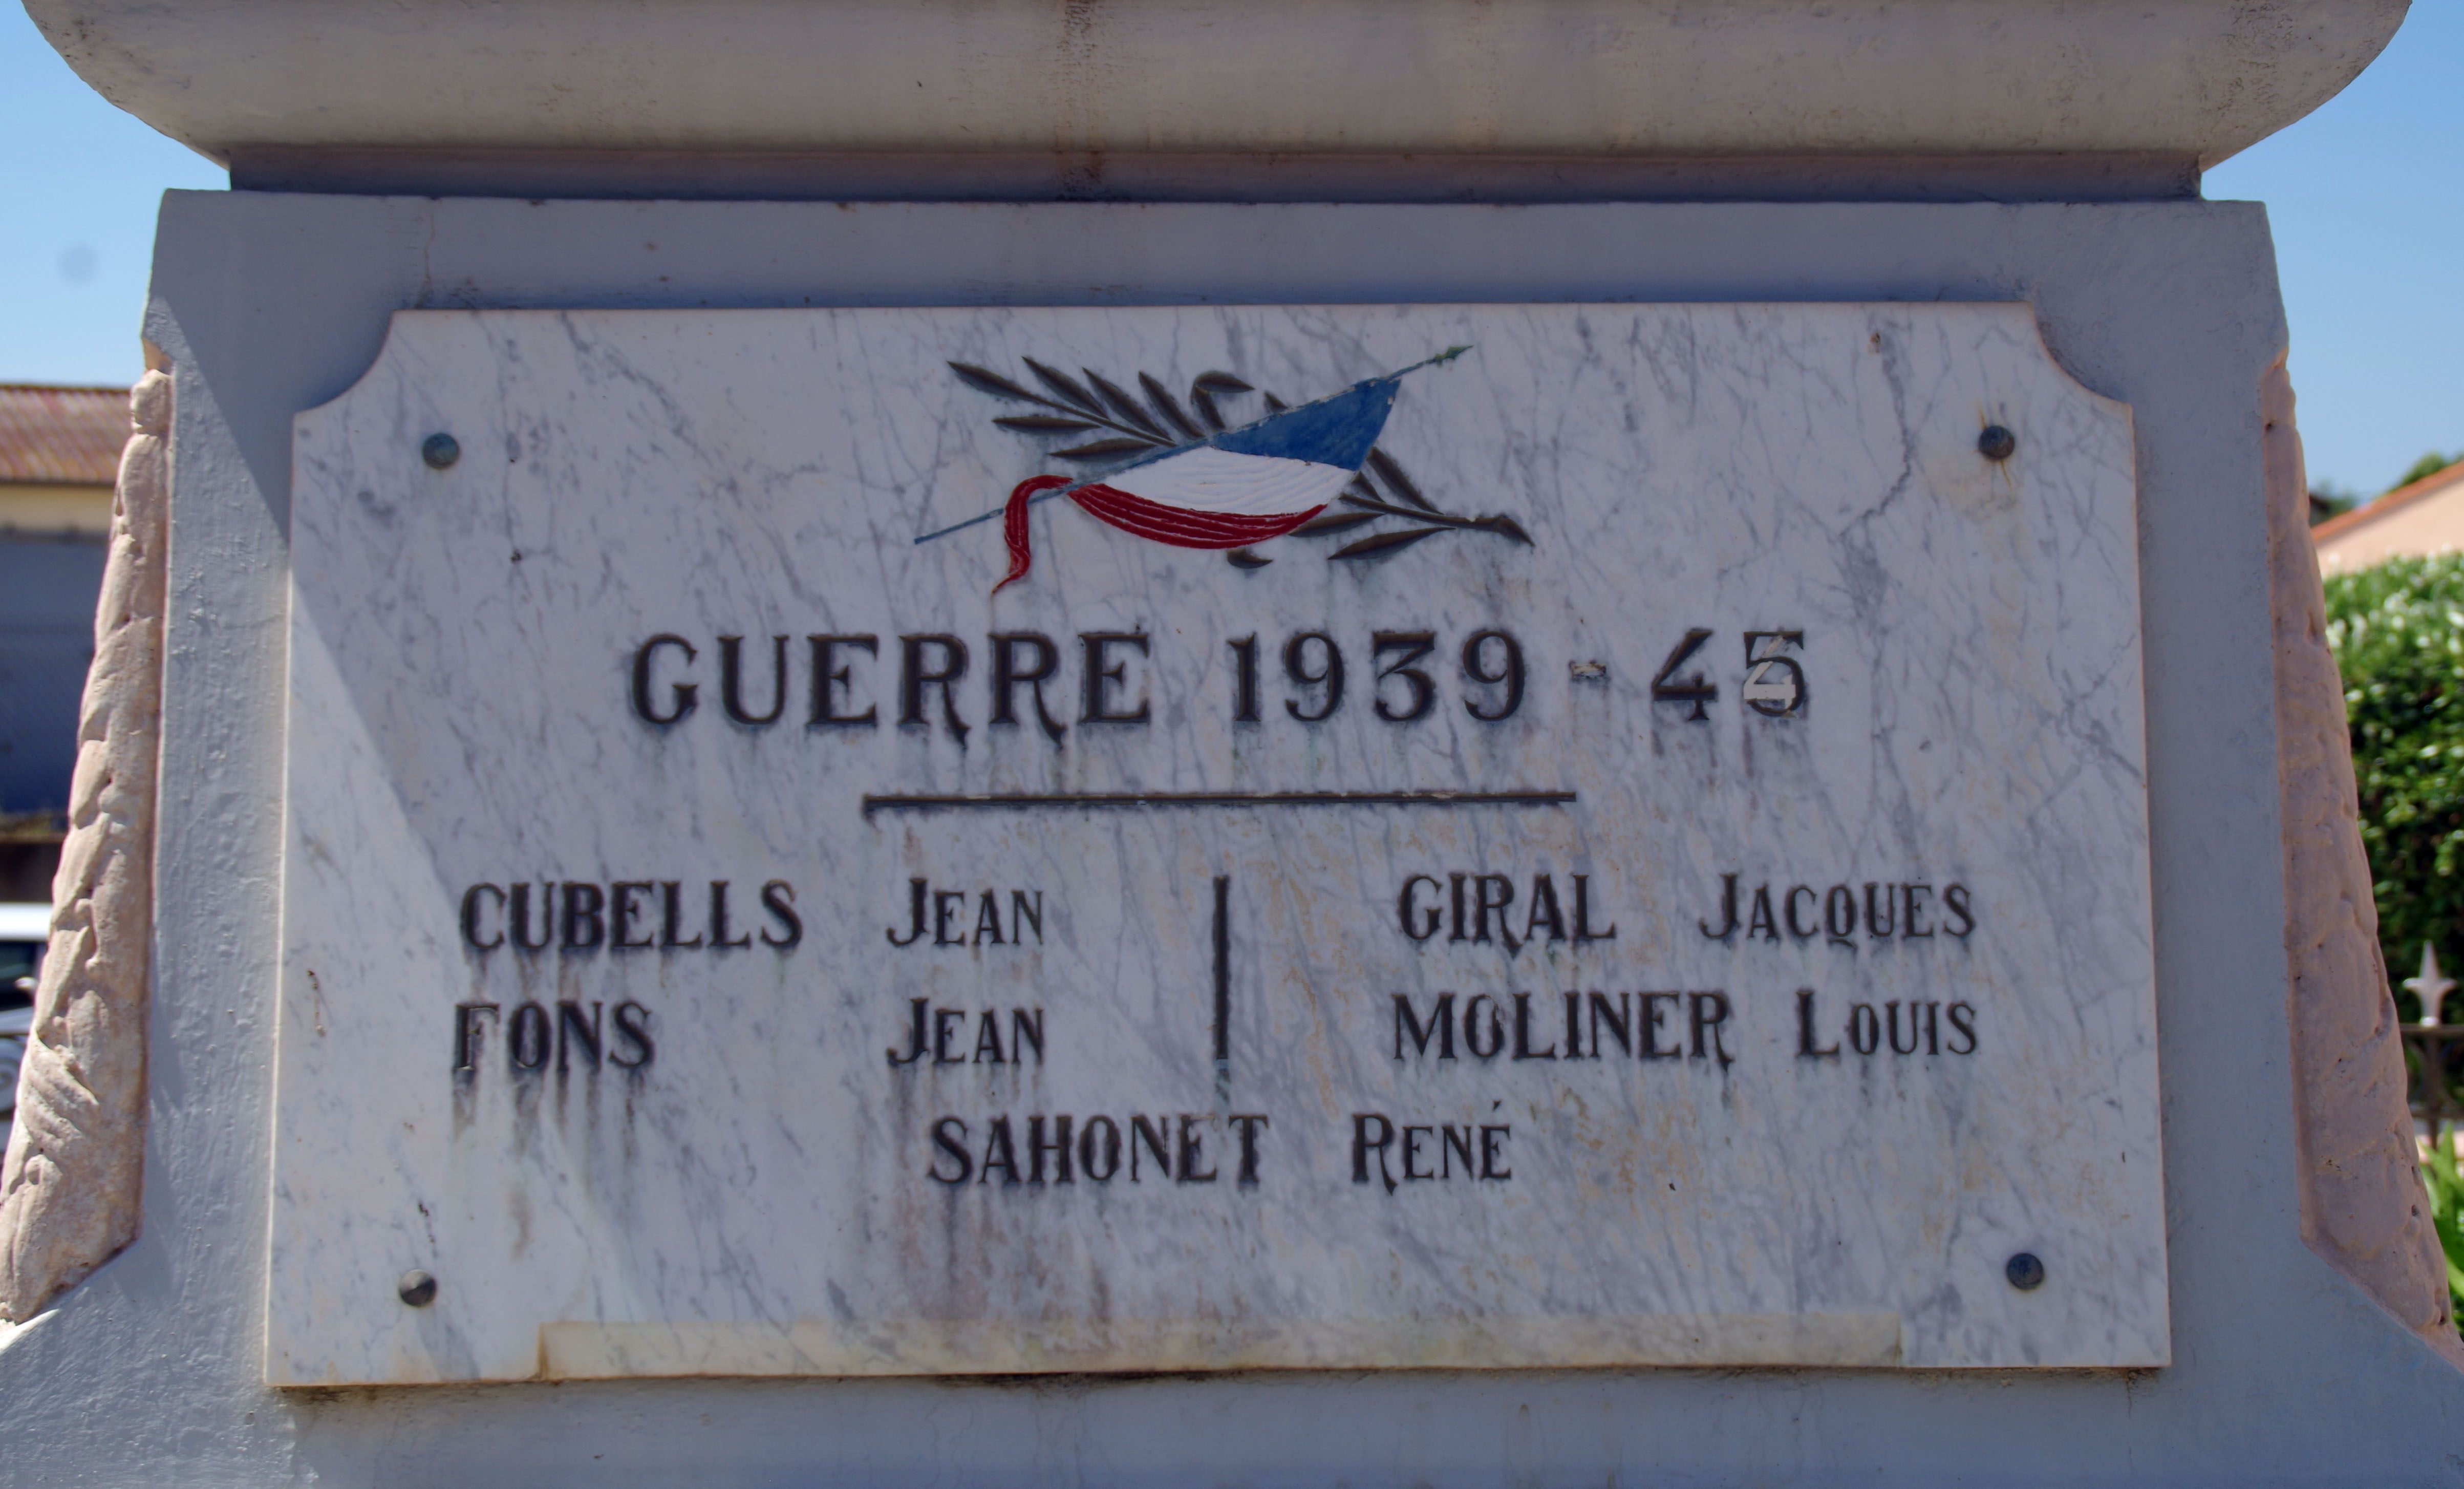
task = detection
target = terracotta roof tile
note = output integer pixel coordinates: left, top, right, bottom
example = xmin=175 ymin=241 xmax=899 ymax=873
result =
xmin=2310 ymin=459 xmax=2464 ymax=544
xmin=0 ymin=384 xmax=129 ymax=485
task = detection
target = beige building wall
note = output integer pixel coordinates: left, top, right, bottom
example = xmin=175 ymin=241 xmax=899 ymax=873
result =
xmin=0 ymin=483 xmax=112 ymax=537
xmin=2313 ymin=463 xmax=2464 ymax=573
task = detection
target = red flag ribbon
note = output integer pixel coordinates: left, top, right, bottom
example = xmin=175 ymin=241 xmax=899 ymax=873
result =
xmin=993 ymin=474 xmax=1072 ymax=595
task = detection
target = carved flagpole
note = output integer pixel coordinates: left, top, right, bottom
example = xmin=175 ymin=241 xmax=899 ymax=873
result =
xmin=0 ymin=365 xmax=169 ymax=1321
xmin=2266 ymin=353 xmax=2464 ymax=1364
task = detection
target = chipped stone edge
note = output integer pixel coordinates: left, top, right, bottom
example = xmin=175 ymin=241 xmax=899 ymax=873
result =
xmin=0 ymin=360 xmax=169 ymax=1322
xmin=2266 ymin=353 xmax=2464 ymax=1367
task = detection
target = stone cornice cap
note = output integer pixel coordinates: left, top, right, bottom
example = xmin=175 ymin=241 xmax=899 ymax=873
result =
xmin=33 ymin=0 xmax=2404 ymax=173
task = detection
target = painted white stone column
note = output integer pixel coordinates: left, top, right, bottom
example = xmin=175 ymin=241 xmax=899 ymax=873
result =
xmin=0 ymin=366 xmax=168 ymax=1321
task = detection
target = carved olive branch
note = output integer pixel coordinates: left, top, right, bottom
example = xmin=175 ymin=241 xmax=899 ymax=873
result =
xmin=948 ymin=358 xmax=1532 ymax=565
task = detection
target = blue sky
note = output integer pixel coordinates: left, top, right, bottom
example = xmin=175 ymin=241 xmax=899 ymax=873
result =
xmin=0 ymin=4 xmax=2454 ymax=496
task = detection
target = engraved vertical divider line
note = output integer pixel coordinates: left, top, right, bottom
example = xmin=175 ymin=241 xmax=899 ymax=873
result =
xmin=1213 ymin=874 xmax=1232 ymax=1098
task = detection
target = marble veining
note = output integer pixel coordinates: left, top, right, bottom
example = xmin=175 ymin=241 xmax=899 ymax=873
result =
xmin=270 ymin=303 xmax=2160 ymax=1383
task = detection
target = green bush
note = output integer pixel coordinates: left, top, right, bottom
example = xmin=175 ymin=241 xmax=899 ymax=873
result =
xmin=2324 ymin=555 xmax=2464 ymax=1332
xmin=2323 ymin=554 xmax=2464 ymax=1019
xmin=2424 ymin=1142 xmax=2464 ymax=1325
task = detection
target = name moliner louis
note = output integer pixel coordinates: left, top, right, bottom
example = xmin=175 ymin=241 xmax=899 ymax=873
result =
xmin=439 ymin=613 xmax=1983 ymax=1213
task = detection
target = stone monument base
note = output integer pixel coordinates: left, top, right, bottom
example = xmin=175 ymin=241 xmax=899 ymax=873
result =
xmin=0 ymin=192 xmax=2454 ymax=1483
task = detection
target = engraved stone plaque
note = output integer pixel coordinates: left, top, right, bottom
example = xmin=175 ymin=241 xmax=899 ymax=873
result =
xmin=269 ymin=303 xmax=2161 ymax=1384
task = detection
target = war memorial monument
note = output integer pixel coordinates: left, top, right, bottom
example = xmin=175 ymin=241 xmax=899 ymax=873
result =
xmin=1 ymin=0 xmax=2459 ymax=1481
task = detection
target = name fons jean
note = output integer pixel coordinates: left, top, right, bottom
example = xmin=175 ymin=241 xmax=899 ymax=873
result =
xmin=442 ymin=621 xmax=1983 ymax=1198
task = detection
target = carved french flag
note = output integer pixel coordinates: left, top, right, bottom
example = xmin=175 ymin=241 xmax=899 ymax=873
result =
xmin=994 ymin=370 xmax=1406 ymax=593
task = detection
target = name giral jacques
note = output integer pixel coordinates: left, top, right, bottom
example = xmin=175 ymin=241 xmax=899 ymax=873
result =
xmin=270 ymin=303 xmax=2162 ymax=1383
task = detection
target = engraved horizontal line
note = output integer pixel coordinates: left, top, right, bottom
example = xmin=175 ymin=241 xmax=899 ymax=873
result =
xmin=861 ymin=789 xmax=1577 ymax=816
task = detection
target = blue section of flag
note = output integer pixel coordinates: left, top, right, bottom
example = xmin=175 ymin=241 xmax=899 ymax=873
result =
xmin=1210 ymin=376 xmax=1401 ymax=470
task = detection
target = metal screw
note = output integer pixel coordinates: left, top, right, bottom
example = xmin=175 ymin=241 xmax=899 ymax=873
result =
xmin=421 ymin=433 xmax=460 ymax=470
xmin=2005 ymin=1252 xmax=2045 ymax=1291
xmin=397 ymin=1269 xmax=438 ymax=1307
xmin=1977 ymin=425 xmax=2017 ymax=462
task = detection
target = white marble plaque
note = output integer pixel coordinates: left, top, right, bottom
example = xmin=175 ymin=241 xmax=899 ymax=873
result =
xmin=270 ymin=303 xmax=2162 ymax=1384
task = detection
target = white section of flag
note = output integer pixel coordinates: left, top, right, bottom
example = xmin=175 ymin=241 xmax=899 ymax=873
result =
xmin=1104 ymin=445 xmax=1353 ymax=517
